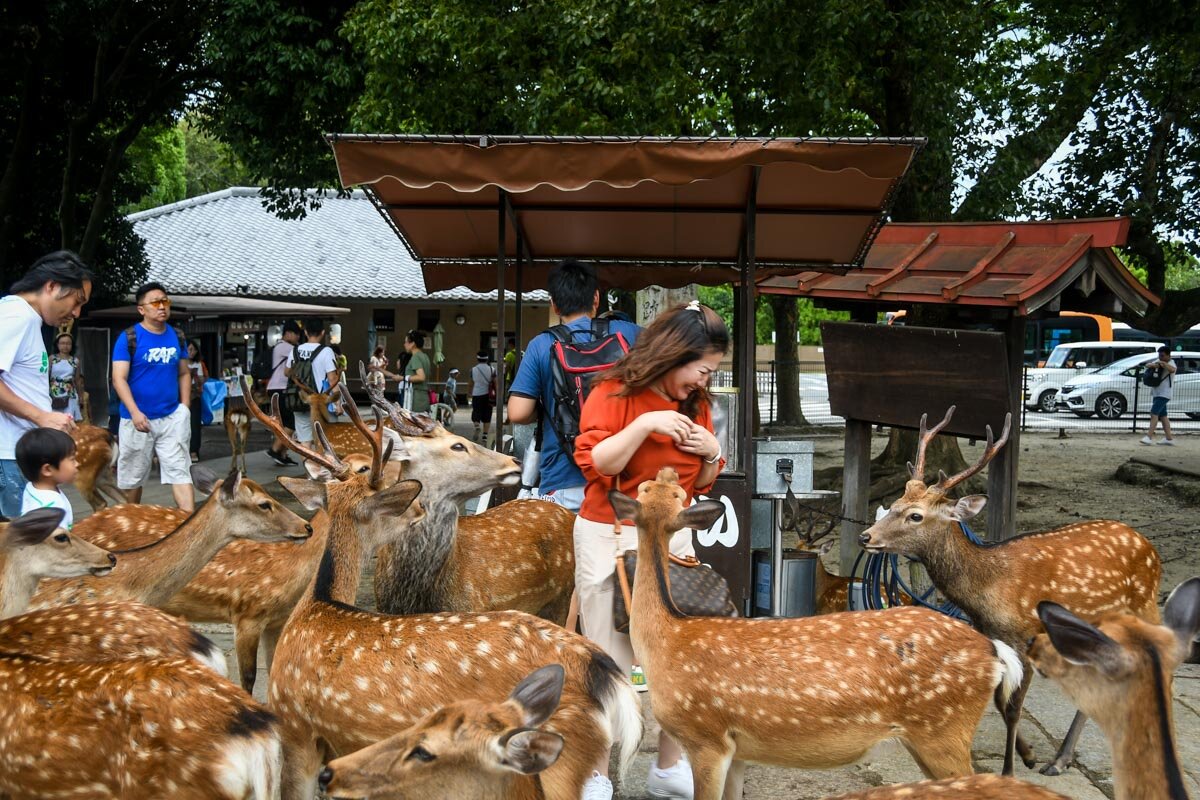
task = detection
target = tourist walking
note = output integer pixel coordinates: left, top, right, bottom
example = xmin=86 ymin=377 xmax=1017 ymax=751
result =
xmin=50 ymin=333 xmax=85 ymax=422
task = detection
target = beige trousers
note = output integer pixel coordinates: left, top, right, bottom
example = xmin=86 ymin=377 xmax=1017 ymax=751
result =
xmin=572 ymin=515 xmax=695 ymax=678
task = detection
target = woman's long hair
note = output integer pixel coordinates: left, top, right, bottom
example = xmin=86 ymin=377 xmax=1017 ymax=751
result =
xmin=598 ymin=302 xmax=729 ymax=419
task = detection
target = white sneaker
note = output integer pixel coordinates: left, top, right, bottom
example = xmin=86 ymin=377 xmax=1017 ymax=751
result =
xmin=582 ymin=771 xmax=613 ymax=800
xmin=647 ymin=757 xmax=694 ymax=799
xmin=1159 ymin=438 xmax=1176 ymax=446
xmin=1141 ymin=436 xmax=1156 ymax=445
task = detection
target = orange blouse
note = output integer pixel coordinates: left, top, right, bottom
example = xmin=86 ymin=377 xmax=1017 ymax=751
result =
xmin=575 ymin=378 xmax=722 ymax=524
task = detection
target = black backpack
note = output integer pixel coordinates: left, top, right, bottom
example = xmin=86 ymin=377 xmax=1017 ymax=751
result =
xmin=124 ymin=325 xmax=187 ymax=362
xmin=1143 ymin=363 xmax=1172 ymax=388
xmin=286 ymin=344 xmax=329 ymax=412
xmin=546 ymin=319 xmax=631 ymax=465
xmin=249 ymin=343 xmax=278 ymax=383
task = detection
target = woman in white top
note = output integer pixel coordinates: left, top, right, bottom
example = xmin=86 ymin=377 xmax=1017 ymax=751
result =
xmin=49 ymin=334 xmax=84 ymax=422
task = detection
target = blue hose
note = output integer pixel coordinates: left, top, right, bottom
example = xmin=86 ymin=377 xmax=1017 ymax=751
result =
xmin=852 ymin=521 xmax=983 ymax=623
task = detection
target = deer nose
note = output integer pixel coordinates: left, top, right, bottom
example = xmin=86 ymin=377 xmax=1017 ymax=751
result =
xmin=107 ymin=553 xmax=117 ymax=566
xmin=317 ymin=767 xmax=333 ymax=789
xmin=858 ymin=532 xmax=871 ymax=546
xmin=304 ymin=523 xmax=313 ymax=535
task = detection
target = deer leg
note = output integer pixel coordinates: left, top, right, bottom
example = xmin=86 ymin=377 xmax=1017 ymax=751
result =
xmin=279 ymin=728 xmax=324 ymax=800
xmin=997 ymin=664 xmax=1034 ymax=775
xmin=535 ymin=726 xmax=612 ymax=800
xmin=685 ymin=743 xmax=735 ymax=800
xmin=261 ymin=622 xmax=283 ymax=674
xmin=722 ymin=759 xmax=746 ymax=800
xmin=234 ymin=620 xmax=265 ymax=693
xmin=1040 ymin=710 xmax=1088 ymax=776
xmin=900 ymin=733 xmax=973 ymax=780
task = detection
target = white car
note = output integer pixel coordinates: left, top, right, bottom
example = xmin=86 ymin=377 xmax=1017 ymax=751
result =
xmin=1024 ymin=341 xmax=1163 ymax=413
xmin=1056 ymin=351 xmax=1200 ymax=420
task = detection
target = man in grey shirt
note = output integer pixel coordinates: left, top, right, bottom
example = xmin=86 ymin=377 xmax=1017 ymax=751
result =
xmin=470 ymin=350 xmax=495 ymax=443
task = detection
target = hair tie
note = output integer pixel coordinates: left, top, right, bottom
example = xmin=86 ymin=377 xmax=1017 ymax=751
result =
xmin=686 ymin=300 xmax=702 ymax=313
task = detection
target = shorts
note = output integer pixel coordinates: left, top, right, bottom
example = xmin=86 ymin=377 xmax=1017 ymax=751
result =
xmin=1151 ymin=396 xmax=1170 ymax=417
xmin=539 ymin=484 xmax=585 ymax=513
xmin=471 ymin=395 xmax=493 ymax=423
xmin=117 ymin=404 xmax=193 ymax=489
xmin=267 ymin=389 xmax=296 ymax=430
xmin=0 ymin=459 xmax=27 ymax=518
xmin=573 ymin=515 xmax=694 ymax=679
xmin=293 ymin=410 xmax=314 ymax=443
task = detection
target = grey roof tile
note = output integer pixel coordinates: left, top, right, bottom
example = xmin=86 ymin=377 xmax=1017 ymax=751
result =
xmin=128 ymin=188 xmax=547 ymax=303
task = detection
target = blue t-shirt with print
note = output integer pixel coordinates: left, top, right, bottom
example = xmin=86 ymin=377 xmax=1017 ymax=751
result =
xmin=509 ymin=316 xmax=640 ymax=492
xmin=112 ymin=324 xmax=185 ymax=420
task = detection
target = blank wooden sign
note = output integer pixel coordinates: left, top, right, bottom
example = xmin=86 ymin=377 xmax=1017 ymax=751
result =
xmin=821 ymin=321 xmax=1012 ymax=439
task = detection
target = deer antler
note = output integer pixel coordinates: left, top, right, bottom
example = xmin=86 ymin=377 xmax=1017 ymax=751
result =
xmin=907 ymin=405 xmax=956 ymax=483
xmin=332 ymin=384 xmax=389 ymax=488
xmin=358 ymin=361 xmax=438 ymax=436
xmin=932 ymin=412 xmax=1012 ymax=494
xmin=240 ymin=377 xmax=350 ymax=479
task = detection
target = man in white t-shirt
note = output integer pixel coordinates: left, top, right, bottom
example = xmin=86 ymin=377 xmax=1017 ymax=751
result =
xmin=0 ymin=251 xmax=92 ymax=517
xmin=284 ymin=317 xmax=339 ymax=446
xmin=265 ymin=320 xmax=302 ymax=466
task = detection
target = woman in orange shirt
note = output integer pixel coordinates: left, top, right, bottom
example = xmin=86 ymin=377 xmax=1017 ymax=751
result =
xmin=573 ymin=301 xmax=728 ymax=800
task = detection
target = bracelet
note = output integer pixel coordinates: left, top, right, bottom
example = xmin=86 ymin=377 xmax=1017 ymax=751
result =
xmin=704 ymin=446 xmax=722 ymax=464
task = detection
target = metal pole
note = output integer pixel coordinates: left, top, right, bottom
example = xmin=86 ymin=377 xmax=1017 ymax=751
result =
xmin=1133 ymin=366 xmax=1141 ymax=433
xmin=514 ymin=237 xmax=524 ymax=373
xmin=495 ymin=190 xmax=507 ymax=450
xmin=742 ymin=167 xmax=760 ymax=485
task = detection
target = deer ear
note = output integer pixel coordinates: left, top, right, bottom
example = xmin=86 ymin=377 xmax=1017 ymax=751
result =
xmin=1037 ymin=601 xmax=1124 ymax=672
xmin=508 ymin=665 xmax=564 ymax=727
xmin=5 ymin=507 xmax=67 ymax=547
xmin=949 ymin=495 xmax=986 ymax=520
xmin=608 ymin=490 xmax=640 ymax=523
xmin=498 ymin=729 xmax=564 ymax=775
xmin=382 ymin=429 xmax=412 ymax=462
xmin=191 ymin=464 xmax=221 ymax=495
xmin=302 ymin=459 xmax=338 ymax=483
xmin=1163 ymin=577 xmax=1200 ymax=651
xmin=672 ymin=500 xmax=726 ymax=532
xmin=356 ymin=479 xmax=422 ymax=520
xmin=278 ymin=476 xmax=326 ymax=511
xmin=219 ymin=469 xmax=244 ymax=502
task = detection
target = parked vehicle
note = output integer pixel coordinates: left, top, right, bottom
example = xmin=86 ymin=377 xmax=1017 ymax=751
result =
xmin=1024 ymin=341 xmax=1163 ymax=413
xmin=1056 ymin=351 xmax=1200 ymax=420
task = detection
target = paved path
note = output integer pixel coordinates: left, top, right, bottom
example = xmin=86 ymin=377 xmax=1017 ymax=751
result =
xmin=62 ymin=409 xmax=1199 ymax=799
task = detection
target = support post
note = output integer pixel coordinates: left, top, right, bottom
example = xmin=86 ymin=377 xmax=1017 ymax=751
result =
xmin=840 ymin=419 xmax=872 ymax=577
xmin=741 ymin=168 xmax=760 ymax=492
xmin=987 ymin=313 xmax=1024 ymax=540
xmin=495 ymin=190 xmax=508 ymax=449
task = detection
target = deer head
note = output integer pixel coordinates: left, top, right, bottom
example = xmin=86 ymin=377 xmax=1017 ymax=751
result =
xmin=2 ymin=507 xmax=115 ymax=578
xmin=318 ymin=665 xmax=567 ymax=800
xmin=607 ymin=468 xmax=727 ymax=542
xmin=192 ymin=465 xmax=314 ymax=543
xmin=858 ymin=406 xmax=1011 ymax=555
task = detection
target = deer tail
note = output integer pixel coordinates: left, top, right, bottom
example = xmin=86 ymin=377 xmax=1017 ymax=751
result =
xmin=217 ymin=707 xmax=281 ymax=800
xmin=991 ymin=639 xmax=1024 ymax=708
xmin=588 ymin=651 xmax=643 ymax=781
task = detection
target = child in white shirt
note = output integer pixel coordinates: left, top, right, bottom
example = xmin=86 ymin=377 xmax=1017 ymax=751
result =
xmin=15 ymin=427 xmax=78 ymax=529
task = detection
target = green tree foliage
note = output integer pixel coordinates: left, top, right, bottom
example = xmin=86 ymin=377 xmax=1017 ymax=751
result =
xmin=123 ymin=124 xmax=188 ymax=214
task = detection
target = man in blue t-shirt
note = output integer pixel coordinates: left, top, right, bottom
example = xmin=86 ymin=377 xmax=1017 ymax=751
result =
xmin=111 ymin=282 xmax=194 ymax=511
xmin=507 ymin=259 xmax=640 ymax=512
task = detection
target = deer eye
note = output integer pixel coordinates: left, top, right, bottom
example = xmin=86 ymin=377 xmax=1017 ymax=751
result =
xmin=53 ymin=532 xmax=69 ymax=543
xmin=407 ymin=745 xmax=436 ymax=763
xmin=907 ymin=512 xmax=923 ymax=523
xmin=356 ymin=465 xmax=370 ymax=474
xmin=258 ymin=501 xmax=272 ymax=511
xmin=451 ymin=443 xmax=467 ymax=452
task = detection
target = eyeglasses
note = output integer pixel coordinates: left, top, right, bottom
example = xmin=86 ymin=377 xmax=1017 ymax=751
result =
xmin=140 ymin=298 xmax=171 ymax=309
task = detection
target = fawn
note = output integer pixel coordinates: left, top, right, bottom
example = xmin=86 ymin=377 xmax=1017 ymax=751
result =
xmin=71 ymin=423 xmax=122 ymax=511
xmin=318 ymin=665 xmax=568 ymax=800
xmin=859 ymin=407 xmax=1162 ymax=776
xmin=0 ymin=507 xmax=114 ymax=618
xmin=249 ymin=391 xmax=641 ymax=800
xmin=611 ymin=468 xmax=1025 ymax=800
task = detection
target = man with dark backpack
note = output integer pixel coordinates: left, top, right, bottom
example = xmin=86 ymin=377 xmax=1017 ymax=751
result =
xmin=508 ymin=259 xmax=640 ymax=512
xmin=284 ymin=317 xmax=339 ymax=447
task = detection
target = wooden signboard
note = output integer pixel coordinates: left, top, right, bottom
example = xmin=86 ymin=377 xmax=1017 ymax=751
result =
xmin=821 ymin=322 xmax=1012 ymax=438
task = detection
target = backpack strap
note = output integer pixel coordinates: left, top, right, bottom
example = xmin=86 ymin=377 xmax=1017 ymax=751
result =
xmin=124 ymin=325 xmax=138 ymax=361
xmin=590 ymin=317 xmax=611 ymax=338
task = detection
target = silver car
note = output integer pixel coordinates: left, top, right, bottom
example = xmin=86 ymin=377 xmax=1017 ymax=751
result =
xmin=1056 ymin=351 xmax=1200 ymax=419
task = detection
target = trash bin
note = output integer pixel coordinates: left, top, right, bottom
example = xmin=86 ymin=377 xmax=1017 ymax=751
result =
xmin=753 ymin=549 xmax=817 ymax=618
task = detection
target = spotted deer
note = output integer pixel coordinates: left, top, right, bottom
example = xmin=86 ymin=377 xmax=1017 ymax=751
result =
xmin=33 ymin=465 xmax=313 ymax=610
xmin=859 ymin=406 xmax=1163 ymax=776
xmin=248 ymin=392 xmax=641 ymax=800
xmin=610 ymin=468 xmax=1025 ymax=800
xmin=318 ymin=664 xmax=568 ymax=800
xmin=225 ymin=404 xmax=251 ymax=474
xmin=0 ymin=507 xmax=115 ymax=618
xmin=72 ymin=423 xmax=122 ymax=511
xmin=0 ymin=651 xmax=282 ymax=799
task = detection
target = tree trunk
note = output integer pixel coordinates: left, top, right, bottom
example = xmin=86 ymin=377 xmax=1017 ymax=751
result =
xmin=769 ymin=294 xmax=806 ymax=427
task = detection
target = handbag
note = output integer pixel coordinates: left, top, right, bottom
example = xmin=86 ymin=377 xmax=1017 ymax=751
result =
xmin=613 ymin=549 xmax=738 ymax=634
xmin=50 ymin=395 xmax=69 ymax=411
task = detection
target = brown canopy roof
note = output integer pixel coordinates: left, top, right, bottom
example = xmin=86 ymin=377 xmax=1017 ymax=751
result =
xmin=758 ymin=218 xmax=1158 ymax=316
xmin=327 ymin=135 xmax=923 ymax=291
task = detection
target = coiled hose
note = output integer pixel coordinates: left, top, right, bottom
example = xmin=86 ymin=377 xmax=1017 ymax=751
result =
xmin=850 ymin=521 xmax=984 ymax=622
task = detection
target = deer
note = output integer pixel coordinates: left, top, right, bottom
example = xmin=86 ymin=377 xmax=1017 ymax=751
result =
xmin=72 ymin=422 xmax=122 ymax=511
xmin=858 ymin=406 xmax=1163 ymax=777
xmin=32 ymin=465 xmax=314 ymax=611
xmin=0 ymin=507 xmax=115 ymax=618
xmin=609 ymin=467 xmax=1025 ymax=800
xmin=0 ymin=651 xmax=282 ymax=799
xmin=226 ymin=404 xmax=251 ymax=474
xmin=318 ymin=664 xmax=569 ymax=800
xmin=247 ymin=391 xmax=642 ymax=800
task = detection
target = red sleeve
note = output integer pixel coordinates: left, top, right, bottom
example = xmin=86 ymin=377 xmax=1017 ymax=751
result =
xmin=573 ymin=381 xmax=626 ymax=492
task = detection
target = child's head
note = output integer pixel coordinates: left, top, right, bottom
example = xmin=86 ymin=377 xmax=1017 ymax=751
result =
xmin=16 ymin=428 xmax=78 ymax=486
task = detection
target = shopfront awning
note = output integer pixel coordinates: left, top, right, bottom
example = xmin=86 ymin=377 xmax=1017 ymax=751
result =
xmin=327 ymin=135 xmax=924 ymax=292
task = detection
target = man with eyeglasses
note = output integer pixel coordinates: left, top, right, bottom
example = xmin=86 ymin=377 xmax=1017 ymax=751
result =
xmin=111 ymin=282 xmax=195 ymax=511
xmin=0 ymin=251 xmax=92 ymax=517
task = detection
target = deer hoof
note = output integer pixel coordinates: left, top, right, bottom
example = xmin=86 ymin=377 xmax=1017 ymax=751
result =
xmin=1039 ymin=763 xmax=1063 ymax=777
